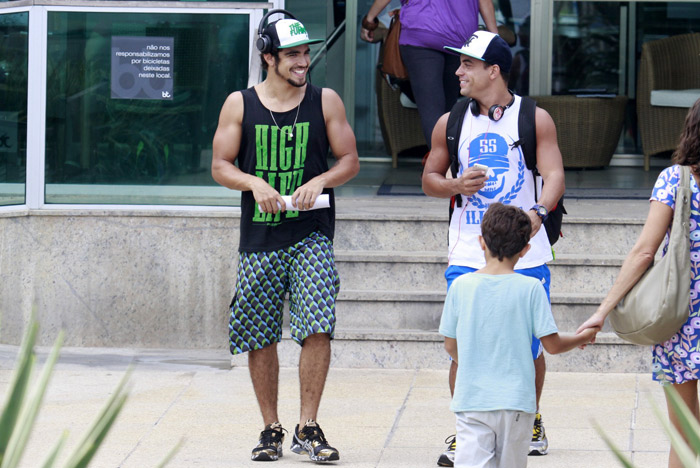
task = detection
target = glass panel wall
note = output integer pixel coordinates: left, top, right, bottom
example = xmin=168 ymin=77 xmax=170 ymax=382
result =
xmin=350 ymin=0 xmax=532 ymax=158
xmin=552 ymin=2 xmax=621 ymax=95
xmin=495 ymin=0 xmax=531 ymax=96
xmin=551 ymin=1 xmax=700 ymax=155
xmin=45 ymin=11 xmax=249 ymax=205
xmin=0 ymin=11 xmax=27 ymax=206
xmin=637 ymin=2 xmax=700 ymax=45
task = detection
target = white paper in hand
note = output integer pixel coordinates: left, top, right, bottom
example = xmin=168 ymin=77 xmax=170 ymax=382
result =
xmin=258 ymin=194 xmax=331 ymax=212
xmin=282 ymin=194 xmax=330 ymax=211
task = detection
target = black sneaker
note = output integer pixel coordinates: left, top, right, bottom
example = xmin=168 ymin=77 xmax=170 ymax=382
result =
xmin=290 ymin=419 xmax=340 ymax=462
xmin=437 ymin=434 xmax=456 ymax=466
xmin=251 ymin=422 xmax=286 ymax=462
xmin=528 ymin=412 xmax=549 ymax=456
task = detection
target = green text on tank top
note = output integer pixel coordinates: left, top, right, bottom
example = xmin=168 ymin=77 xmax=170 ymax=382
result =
xmin=251 ymin=121 xmax=310 ymax=224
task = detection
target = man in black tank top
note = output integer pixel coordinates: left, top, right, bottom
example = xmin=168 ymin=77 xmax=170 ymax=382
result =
xmin=212 ymin=12 xmax=359 ymax=464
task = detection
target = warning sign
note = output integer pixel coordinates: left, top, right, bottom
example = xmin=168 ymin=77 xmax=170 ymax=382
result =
xmin=111 ymin=36 xmax=174 ymax=100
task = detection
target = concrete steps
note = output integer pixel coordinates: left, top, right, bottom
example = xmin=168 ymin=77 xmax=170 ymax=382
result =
xmin=335 ymin=290 xmax=608 ymax=333
xmin=335 ymin=251 xmax=627 ymax=294
xmin=318 ymin=197 xmax=653 ymax=372
xmin=335 ymin=251 xmax=445 ymax=291
xmin=0 ymin=195 xmax=654 ymax=372
xmin=267 ymin=329 xmax=649 ymax=373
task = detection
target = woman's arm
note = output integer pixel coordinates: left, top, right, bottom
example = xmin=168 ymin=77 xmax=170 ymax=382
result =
xmin=360 ymin=0 xmax=393 ymax=42
xmin=576 ymin=200 xmax=673 ymax=333
xmin=478 ymin=0 xmax=498 ymax=34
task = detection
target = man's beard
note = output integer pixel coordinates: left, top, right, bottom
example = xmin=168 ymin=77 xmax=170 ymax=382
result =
xmin=274 ymin=62 xmax=306 ymax=87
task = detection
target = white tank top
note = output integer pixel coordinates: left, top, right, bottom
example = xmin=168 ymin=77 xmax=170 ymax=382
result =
xmin=447 ymin=95 xmax=553 ymax=269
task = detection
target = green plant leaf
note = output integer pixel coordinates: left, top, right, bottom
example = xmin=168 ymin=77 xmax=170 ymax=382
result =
xmin=0 ymin=317 xmax=176 ymax=468
xmin=61 ymin=370 xmax=131 ymax=468
xmin=64 ymin=393 xmax=128 ymax=468
xmin=593 ymin=421 xmax=636 ymax=468
xmin=2 ymin=331 xmax=64 ymax=468
xmin=0 ymin=319 xmax=39 ymax=463
xmin=664 ymin=384 xmax=700 ymax=453
xmin=154 ymin=438 xmax=183 ymax=468
xmin=649 ymin=393 xmax=698 ymax=467
xmin=40 ymin=431 xmax=68 ymax=468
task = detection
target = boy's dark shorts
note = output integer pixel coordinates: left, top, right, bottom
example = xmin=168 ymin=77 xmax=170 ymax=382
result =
xmin=229 ymin=231 xmax=340 ymax=355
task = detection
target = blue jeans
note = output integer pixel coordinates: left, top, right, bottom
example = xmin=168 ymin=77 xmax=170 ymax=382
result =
xmin=445 ymin=264 xmax=551 ymax=359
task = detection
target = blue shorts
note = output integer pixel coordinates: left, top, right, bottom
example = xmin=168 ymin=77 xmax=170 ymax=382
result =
xmin=229 ymin=232 xmax=340 ymax=355
xmin=445 ymin=264 xmax=551 ymax=359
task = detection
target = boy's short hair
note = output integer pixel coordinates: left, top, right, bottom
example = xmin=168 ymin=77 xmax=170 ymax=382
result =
xmin=481 ymin=203 xmax=532 ymax=261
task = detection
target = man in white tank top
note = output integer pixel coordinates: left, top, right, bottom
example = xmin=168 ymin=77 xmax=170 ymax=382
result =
xmin=422 ymin=31 xmax=565 ymax=466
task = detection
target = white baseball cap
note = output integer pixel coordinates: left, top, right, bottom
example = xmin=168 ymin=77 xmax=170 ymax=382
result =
xmin=444 ymin=31 xmax=513 ymax=73
xmin=265 ymin=19 xmax=323 ymax=50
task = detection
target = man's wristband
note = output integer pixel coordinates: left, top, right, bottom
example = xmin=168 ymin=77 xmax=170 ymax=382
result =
xmin=362 ymin=15 xmax=379 ymax=31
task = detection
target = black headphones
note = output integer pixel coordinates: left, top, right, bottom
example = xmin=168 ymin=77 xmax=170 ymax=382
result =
xmin=469 ymin=93 xmax=516 ymax=121
xmin=256 ymin=9 xmax=297 ymax=54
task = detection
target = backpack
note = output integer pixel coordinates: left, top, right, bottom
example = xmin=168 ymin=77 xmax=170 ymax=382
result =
xmin=445 ymin=96 xmax=566 ymax=245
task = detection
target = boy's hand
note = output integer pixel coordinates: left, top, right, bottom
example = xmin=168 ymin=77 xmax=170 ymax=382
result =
xmin=577 ymin=326 xmax=600 ymax=349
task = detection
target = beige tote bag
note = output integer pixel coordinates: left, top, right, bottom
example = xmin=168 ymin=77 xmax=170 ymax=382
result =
xmin=610 ymin=165 xmax=692 ymax=346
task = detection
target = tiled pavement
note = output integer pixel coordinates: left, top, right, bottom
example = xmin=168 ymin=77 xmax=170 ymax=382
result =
xmin=0 ymin=346 xmax=672 ymax=468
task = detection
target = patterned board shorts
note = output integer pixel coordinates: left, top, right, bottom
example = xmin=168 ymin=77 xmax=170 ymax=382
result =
xmin=229 ymin=231 xmax=340 ymax=355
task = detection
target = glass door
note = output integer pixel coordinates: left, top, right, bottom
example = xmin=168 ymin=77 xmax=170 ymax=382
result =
xmin=494 ymin=0 xmax=532 ymax=96
xmin=548 ymin=0 xmax=700 ymax=157
xmin=0 ymin=8 xmax=28 ymax=206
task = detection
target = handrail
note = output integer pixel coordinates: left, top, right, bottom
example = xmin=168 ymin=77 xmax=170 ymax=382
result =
xmin=309 ymin=19 xmax=346 ymax=72
xmin=0 ymin=0 xmax=271 ymax=9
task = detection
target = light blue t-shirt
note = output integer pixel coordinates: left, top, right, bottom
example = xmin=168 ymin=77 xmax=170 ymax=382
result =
xmin=439 ymin=273 xmax=558 ymax=414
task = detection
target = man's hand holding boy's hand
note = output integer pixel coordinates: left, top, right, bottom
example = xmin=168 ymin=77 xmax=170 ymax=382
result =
xmin=577 ymin=326 xmax=600 ymax=349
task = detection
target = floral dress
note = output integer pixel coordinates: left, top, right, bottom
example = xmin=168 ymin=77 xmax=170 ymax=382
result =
xmin=651 ymin=165 xmax=700 ymax=384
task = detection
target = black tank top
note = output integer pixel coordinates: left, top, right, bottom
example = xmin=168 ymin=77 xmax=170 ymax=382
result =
xmin=237 ymin=84 xmax=334 ymax=252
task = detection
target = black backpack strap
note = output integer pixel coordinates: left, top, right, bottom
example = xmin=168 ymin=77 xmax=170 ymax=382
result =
xmin=446 ymin=98 xmax=470 ymax=207
xmin=517 ymin=96 xmax=567 ymax=245
xmin=517 ymin=96 xmax=537 ymax=174
xmin=513 ymin=95 xmax=541 ymax=201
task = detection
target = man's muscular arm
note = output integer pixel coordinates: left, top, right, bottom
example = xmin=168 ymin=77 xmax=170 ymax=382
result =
xmin=212 ymin=91 xmax=286 ymax=214
xmin=422 ymin=113 xmax=487 ymax=199
xmin=527 ymin=107 xmax=565 ymax=235
xmin=290 ymin=88 xmax=359 ymax=210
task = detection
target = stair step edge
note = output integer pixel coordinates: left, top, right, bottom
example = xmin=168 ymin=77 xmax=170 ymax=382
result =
xmin=335 ymin=252 xmax=629 ymax=265
xmin=332 ymin=329 xmax=628 ymax=344
xmin=338 ymin=290 xmax=606 ymax=304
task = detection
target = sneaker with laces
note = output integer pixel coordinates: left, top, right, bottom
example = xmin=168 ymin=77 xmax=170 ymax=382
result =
xmin=528 ymin=412 xmax=549 ymax=456
xmin=437 ymin=434 xmax=456 ymax=467
xmin=290 ymin=419 xmax=340 ymax=462
xmin=251 ymin=422 xmax=286 ymax=462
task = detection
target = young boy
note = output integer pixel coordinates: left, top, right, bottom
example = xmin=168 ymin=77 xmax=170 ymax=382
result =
xmin=439 ymin=203 xmax=598 ymax=468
